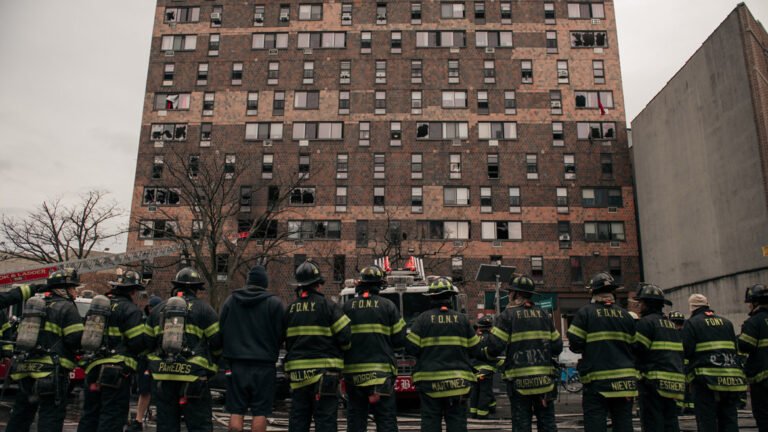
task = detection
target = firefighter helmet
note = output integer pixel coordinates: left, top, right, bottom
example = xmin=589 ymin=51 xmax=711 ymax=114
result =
xmin=635 ymin=283 xmax=672 ymax=305
xmin=745 ymin=284 xmax=768 ymax=303
xmin=425 ymin=277 xmax=458 ymax=297
xmin=587 ymin=272 xmax=620 ymax=293
xmin=172 ymin=267 xmax=205 ymax=290
xmin=46 ymin=268 xmax=80 ymax=289
xmin=509 ymin=275 xmax=536 ymax=294
xmin=109 ymin=270 xmax=146 ymax=290
xmin=668 ymin=311 xmax=685 ymax=323
xmin=358 ymin=265 xmax=386 ymax=286
xmin=476 ymin=314 xmax=494 ymax=329
xmin=293 ymin=261 xmax=325 ymax=287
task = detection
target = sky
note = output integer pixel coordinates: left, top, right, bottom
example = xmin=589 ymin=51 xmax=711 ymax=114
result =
xmin=0 ymin=0 xmax=767 ymax=255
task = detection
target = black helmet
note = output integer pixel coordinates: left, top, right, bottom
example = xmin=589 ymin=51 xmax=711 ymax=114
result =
xmin=47 ymin=269 xmax=80 ymax=289
xmin=358 ymin=265 xmax=386 ymax=286
xmin=172 ymin=267 xmax=205 ymax=290
xmin=109 ymin=270 xmax=146 ymax=290
xmin=635 ymin=283 xmax=672 ymax=305
xmin=476 ymin=314 xmax=494 ymax=329
xmin=293 ymin=261 xmax=324 ymax=288
xmin=745 ymin=284 xmax=768 ymax=303
xmin=668 ymin=311 xmax=685 ymax=323
xmin=587 ymin=272 xmax=620 ymax=294
xmin=425 ymin=277 xmax=458 ymax=297
xmin=509 ymin=275 xmax=536 ymax=294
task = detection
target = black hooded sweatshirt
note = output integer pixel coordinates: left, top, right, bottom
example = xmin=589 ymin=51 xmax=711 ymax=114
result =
xmin=220 ymin=285 xmax=286 ymax=363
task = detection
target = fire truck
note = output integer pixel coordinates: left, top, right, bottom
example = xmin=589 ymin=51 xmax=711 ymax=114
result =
xmin=339 ymin=258 xmax=467 ymax=397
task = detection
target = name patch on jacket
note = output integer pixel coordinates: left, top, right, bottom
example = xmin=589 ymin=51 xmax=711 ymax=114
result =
xmin=290 ymin=369 xmax=317 ymax=382
xmin=157 ymin=362 xmax=192 ymax=374
xmin=14 ymin=362 xmax=48 ymax=373
xmin=430 ymin=378 xmax=467 ymax=392
xmin=514 ymin=375 xmax=552 ymax=390
xmin=289 ymin=302 xmax=317 ymax=313
xmin=610 ymin=380 xmax=637 ymax=392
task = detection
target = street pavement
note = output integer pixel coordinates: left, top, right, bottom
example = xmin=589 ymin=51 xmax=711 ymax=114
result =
xmin=0 ymin=388 xmax=759 ymax=431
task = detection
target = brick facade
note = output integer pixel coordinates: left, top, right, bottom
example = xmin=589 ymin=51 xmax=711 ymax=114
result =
xmin=128 ymin=0 xmax=640 ymax=322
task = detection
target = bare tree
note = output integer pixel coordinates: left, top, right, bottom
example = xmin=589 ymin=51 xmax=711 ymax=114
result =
xmin=143 ymin=148 xmax=311 ymax=308
xmin=0 ymin=190 xmax=124 ymax=264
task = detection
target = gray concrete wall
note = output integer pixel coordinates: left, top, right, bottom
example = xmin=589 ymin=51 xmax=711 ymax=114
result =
xmin=665 ymin=268 xmax=768 ymax=328
xmin=632 ymin=10 xmax=768 ymax=294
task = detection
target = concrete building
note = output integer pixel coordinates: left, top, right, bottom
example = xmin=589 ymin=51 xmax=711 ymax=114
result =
xmin=128 ymin=0 xmax=640 ymax=323
xmin=632 ymin=3 xmax=768 ymax=323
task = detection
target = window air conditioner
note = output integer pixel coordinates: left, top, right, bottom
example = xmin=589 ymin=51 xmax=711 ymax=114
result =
xmin=558 ymin=70 xmax=569 ymax=78
xmin=453 ymin=240 xmax=465 ymax=247
xmin=608 ymin=207 xmax=618 ymax=213
xmin=485 ymin=47 xmax=495 ymax=54
xmin=559 ymin=234 xmax=571 ymax=242
xmin=164 ymin=50 xmax=175 ymax=57
xmin=254 ymin=14 xmax=264 ymax=23
xmin=280 ymin=14 xmax=290 ymax=22
xmin=263 ymin=139 xmax=273 ymax=147
xmin=340 ymin=71 xmax=351 ymax=78
xmin=610 ymin=241 xmax=620 ymax=248
xmin=492 ymin=241 xmax=502 ymax=247
xmin=211 ymin=12 xmax=222 ymax=21
xmin=391 ymin=132 xmax=401 ymax=139
xmin=342 ymin=13 xmax=351 ymax=22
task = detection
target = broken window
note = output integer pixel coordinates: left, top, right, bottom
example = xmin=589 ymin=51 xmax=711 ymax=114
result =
xmin=139 ymin=220 xmax=177 ymax=239
xmin=143 ymin=187 xmax=180 ymax=206
xmin=164 ymin=7 xmax=201 ymax=23
xmin=570 ymin=31 xmax=608 ymax=48
xmin=188 ymin=155 xmax=200 ymax=178
xmin=151 ymin=123 xmax=187 ymax=141
xmin=416 ymin=122 xmax=469 ymax=140
xmin=290 ymin=187 xmax=316 ymax=205
xmin=288 ymin=220 xmax=341 ymax=240
xmin=574 ymin=91 xmax=614 ymax=108
xmin=154 ymin=93 xmax=191 ymax=111
xmin=240 ymin=186 xmax=252 ymax=206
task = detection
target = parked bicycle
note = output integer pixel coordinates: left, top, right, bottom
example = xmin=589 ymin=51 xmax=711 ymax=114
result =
xmin=558 ymin=363 xmax=582 ymax=393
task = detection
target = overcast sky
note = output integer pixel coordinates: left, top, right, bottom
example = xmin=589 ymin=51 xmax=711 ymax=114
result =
xmin=1 ymin=0 xmax=766 ymax=254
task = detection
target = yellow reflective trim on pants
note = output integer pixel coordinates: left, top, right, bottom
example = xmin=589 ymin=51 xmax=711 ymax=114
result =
xmin=331 ymin=315 xmax=351 ymax=334
xmin=425 ymin=387 xmax=472 ymax=398
xmin=650 ymin=341 xmax=683 ymax=351
xmin=413 ymin=370 xmax=476 ymax=382
xmin=287 ymin=326 xmax=332 ymax=337
xmin=392 ymin=319 xmax=406 ymax=334
xmin=695 ymin=341 xmax=735 ymax=352
xmin=634 ymin=333 xmax=652 ymax=348
xmin=567 ymin=325 xmax=587 ymax=339
xmin=739 ymin=333 xmax=758 ymax=346
xmin=284 ymin=358 xmax=344 ymax=371
xmin=503 ymin=366 xmax=554 ymax=379
xmin=343 ymin=363 xmax=395 ymax=374
xmin=582 ymin=368 xmax=639 ymax=383
xmin=598 ymin=390 xmax=639 ymax=398
xmin=420 ymin=336 xmax=478 ymax=348
xmin=586 ymin=331 xmax=633 ymax=344
xmin=509 ymin=331 xmax=551 ymax=342
xmin=351 ymin=324 xmax=391 ymax=335
xmin=204 ymin=322 xmax=220 ymax=338
xmin=406 ymin=332 xmax=421 ymax=347
xmin=490 ymin=326 xmax=510 ymax=342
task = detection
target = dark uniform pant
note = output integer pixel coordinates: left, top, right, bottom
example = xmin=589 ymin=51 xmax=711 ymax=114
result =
xmin=346 ymin=383 xmax=397 ymax=432
xmin=506 ymin=383 xmax=556 ymax=432
xmin=289 ymin=384 xmax=339 ymax=432
xmin=154 ymin=379 xmax=213 ymax=432
xmin=691 ymin=379 xmax=739 ymax=432
xmin=6 ymin=374 xmax=70 ymax=432
xmin=469 ymin=375 xmax=495 ymax=418
xmin=582 ymin=384 xmax=633 ymax=432
xmin=418 ymin=392 xmax=468 ymax=432
xmin=637 ymin=380 xmax=680 ymax=432
xmin=752 ymin=380 xmax=768 ymax=432
xmin=77 ymin=366 xmax=133 ymax=432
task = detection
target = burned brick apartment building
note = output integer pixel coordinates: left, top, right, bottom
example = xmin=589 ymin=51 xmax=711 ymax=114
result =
xmin=127 ymin=0 xmax=640 ymax=324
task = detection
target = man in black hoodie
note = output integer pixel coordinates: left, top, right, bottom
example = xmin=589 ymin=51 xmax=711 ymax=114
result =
xmin=220 ymin=265 xmax=286 ymax=432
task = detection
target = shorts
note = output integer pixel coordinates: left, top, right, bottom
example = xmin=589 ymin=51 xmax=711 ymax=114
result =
xmin=225 ymin=360 xmax=276 ymax=416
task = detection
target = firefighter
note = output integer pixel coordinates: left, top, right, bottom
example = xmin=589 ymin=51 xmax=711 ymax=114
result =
xmin=484 ymin=276 xmax=562 ymax=432
xmin=0 ymin=283 xmax=45 ymax=356
xmin=220 ymin=265 xmax=286 ymax=432
xmin=566 ymin=272 xmax=637 ymax=432
xmin=284 ymin=260 xmax=351 ymax=432
xmin=632 ymin=284 xmax=684 ymax=432
xmin=129 ymin=295 xmax=162 ymax=432
xmin=682 ymin=293 xmax=746 ymax=432
xmin=406 ymin=277 xmax=480 ymax=432
xmin=668 ymin=311 xmax=695 ymax=414
xmin=146 ymin=267 xmax=222 ymax=432
xmin=77 ymin=270 xmax=148 ymax=432
xmin=342 ymin=265 xmax=406 ymax=432
xmin=6 ymin=269 xmax=84 ymax=432
xmin=469 ymin=314 xmax=497 ymax=420
xmin=739 ymin=284 xmax=768 ymax=431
